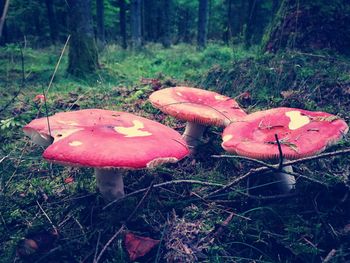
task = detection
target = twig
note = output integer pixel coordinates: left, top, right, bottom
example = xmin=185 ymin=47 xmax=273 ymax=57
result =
xmin=322 ymin=249 xmax=337 ymax=263
xmin=94 ymin=182 xmax=155 ymax=263
xmin=126 ymin=180 xmax=154 ymax=222
xmin=36 ymin=201 xmax=58 ymax=233
xmin=274 ymin=134 xmax=284 ymax=170
xmin=103 ymin=179 xmax=224 ymax=210
xmin=206 ymin=148 xmax=350 ymax=198
xmin=211 ymin=154 xmax=277 ymax=170
xmin=45 ymin=35 xmax=71 ymax=95
xmin=283 ymin=148 xmax=350 ymax=166
xmin=204 ymin=167 xmax=267 ymax=198
xmin=93 ymin=231 xmax=101 ymax=263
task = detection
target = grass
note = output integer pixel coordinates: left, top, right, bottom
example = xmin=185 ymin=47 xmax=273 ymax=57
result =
xmin=0 ymin=42 xmax=350 ymax=262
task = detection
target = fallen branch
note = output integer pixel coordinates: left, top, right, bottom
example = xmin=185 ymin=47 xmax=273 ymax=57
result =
xmin=103 ymin=179 xmax=224 ymax=210
xmin=207 ymin=148 xmax=350 ymax=198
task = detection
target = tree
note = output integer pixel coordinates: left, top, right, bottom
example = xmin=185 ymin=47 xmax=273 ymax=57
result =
xmin=197 ymin=0 xmax=208 ymax=48
xmin=161 ymin=0 xmax=171 ymax=48
xmin=263 ymin=0 xmax=350 ymax=54
xmin=130 ymin=0 xmax=142 ymax=49
xmin=67 ymin=0 xmax=99 ymax=77
xmin=45 ymin=0 xmax=58 ymax=44
xmin=118 ymin=0 xmax=127 ymax=49
xmin=96 ymin=0 xmax=105 ymax=45
xmin=0 ymin=0 xmax=9 ymax=40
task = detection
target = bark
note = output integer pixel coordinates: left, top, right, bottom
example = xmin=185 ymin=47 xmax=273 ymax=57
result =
xmin=244 ymin=0 xmax=257 ymax=48
xmin=223 ymin=0 xmax=233 ymax=43
xmin=131 ymin=0 xmax=142 ymax=49
xmin=119 ymin=0 xmax=127 ymax=49
xmin=263 ymin=0 xmax=350 ymax=54
xmin=45 ymin=0 xmax=58 ymax=44
xmin=96 ymin=0 xmax=105 ymax=45
xmin=67 ymin=0 xmax=99 ymax=77
xmin=0 ymin=0 xmax=9 ymax=40
xmin=197 ymin=0 xmax=209 ymax=49
xmin=161 ymin=0 xmax=171 ymax=48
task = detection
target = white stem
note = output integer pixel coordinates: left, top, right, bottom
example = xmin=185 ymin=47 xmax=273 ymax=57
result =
xmin=274 ymin=165 xmax=296 ymax=193
xmin=247 ymin=163 xmax=296 ymax=195
xmin=95 ymin=169 xmax=125 ymax=201
xmin=182 ymin=122 xmax=207 ymax=149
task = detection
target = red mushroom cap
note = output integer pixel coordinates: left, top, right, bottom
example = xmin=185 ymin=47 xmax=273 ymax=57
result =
xmin=222 ymin=107 xmax=349 ymax=160
xmin=149 ymin=87 xmax=247 ymax=126
xmin=23 ymin=109 xmax=189 ymax=168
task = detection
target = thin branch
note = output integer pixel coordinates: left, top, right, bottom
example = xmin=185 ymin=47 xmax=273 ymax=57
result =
xmin=36 ymin=201 xmax=58 ymax=233
xmin=274 ymin=134 xmax=284 ymax=170
xmin=103 ymin=179 xmax=224 ymax=210
xmin=206 ymin=148 xmax=350 ymax=198
xmin=46 ymin=35 xmax=71 ymax=95
xmin=212 ymin=154 xmax=277 ymax=170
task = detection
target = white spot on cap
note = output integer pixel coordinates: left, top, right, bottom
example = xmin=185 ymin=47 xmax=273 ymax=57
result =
xmin=176 ymin=92 xmax=183 ymax=96
xmin=285 ymin=111 xmax=310 ymax=130
xmin=114 ymin=120 xmax=152 ymax=137
xmin=69 ymin=141 xmax=82 ymax=146
xmin=215 ymin=95 xmax=226 ymax=101
xmin=223 ymin=134 xmax=233 ymax=142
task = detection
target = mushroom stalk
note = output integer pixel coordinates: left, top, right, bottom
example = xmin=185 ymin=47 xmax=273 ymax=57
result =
xmin=95 ymin=169 xmax=125 ymax=201
xmin=248 ymin=164 xmax=295 ymax=195
xmin=182 ymin=122 xmax=206 ymax=149
xmin=274 ymin=165 xmax=296 ymax=193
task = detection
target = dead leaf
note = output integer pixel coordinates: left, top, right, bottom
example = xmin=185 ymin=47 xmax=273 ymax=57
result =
xmin=124 ymin=232 xmax=160 ymax=261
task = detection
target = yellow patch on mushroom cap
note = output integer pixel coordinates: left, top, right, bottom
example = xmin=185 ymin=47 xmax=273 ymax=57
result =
xmin=223 ymin=134 xmax=233 ymax=142
xmin=69 ymin=141 xmax=83 ymax=146
xmin=285 ymin=111 xmax=310 ymax=130
xmin=114 ymin=120 xmax=152 ymax=137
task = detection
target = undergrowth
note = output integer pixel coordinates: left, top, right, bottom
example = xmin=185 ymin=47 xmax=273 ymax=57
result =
xmin=0 ymin=43 xmax=349 ymax=262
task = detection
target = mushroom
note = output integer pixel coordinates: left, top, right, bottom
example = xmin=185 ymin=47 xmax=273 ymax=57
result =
xmin=221 ymin=107 xmax=349 ymax=195
xmin=149 ymin=86 xmax=247 ymax=150
xmin=23 ymin=109 xmax=189 ymax=201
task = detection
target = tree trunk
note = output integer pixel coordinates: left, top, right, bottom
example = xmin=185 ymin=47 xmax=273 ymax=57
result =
xmin=161 ymin=0 xmax=171 ymax=48
xmin=223 ymin=0 xmax=233 ymax=43
xmin=244 ymin=0 xmax=257 ymax=48
xmin=67 ymin=0 xmax=99 ymax=77
xmin=0 ymin=0 xmax=9 ymax=40
xmin=96 ymin=0 xmax=105 ymax=45
xmin=45 ymin=0 xmax=58 ymax=44
xmin=263 ymin=0 xmax=350 ymax=55
xmin=119 ymin=0 xmax=127 ymax=49
xmin=197 ymin=0 xmax=208 ymax=49
xmin=130 ymin=0 xmax=142 ymax=49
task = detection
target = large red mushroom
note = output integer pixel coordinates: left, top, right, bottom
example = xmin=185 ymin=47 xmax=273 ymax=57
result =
xmin=24 ymin=109 xmax=189 ymax=201
xmin=222 ymin=107 xmax=349 ymax=194
xmin=149 ymin=86 xmax=246 ymax=150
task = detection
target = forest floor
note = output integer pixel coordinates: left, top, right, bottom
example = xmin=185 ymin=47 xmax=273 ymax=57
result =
xmin=0 ymin=43 xmax=350 ymax=263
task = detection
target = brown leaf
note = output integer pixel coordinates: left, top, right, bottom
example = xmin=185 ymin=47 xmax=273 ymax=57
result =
xmin=124 ymin=232 xmax=160 ymax=261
